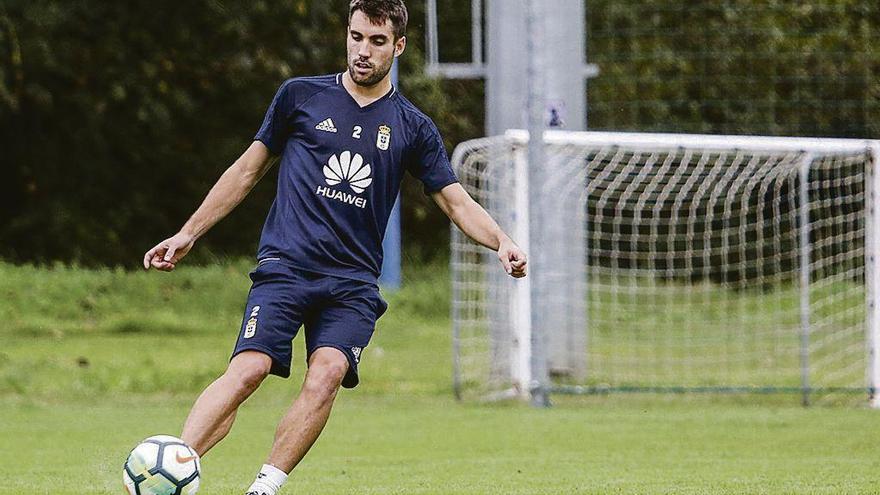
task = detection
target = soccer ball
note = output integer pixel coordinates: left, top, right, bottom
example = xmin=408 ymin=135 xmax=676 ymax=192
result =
xmin=123 ymin=435 xmax=201 ymax=495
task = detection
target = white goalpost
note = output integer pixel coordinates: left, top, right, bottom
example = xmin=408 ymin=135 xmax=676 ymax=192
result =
xmin=451 ymin=129 xmax=880 ymax=407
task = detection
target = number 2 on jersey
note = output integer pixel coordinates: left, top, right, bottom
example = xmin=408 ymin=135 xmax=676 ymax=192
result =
xmin=352 ymin=126 xmax=362 ymax=139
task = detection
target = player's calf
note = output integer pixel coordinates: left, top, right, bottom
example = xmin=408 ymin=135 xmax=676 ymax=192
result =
xmin=245 ymin=349 xmax=349 ymax=495
xmin=181 ymin=351 xmax=272 ymax=454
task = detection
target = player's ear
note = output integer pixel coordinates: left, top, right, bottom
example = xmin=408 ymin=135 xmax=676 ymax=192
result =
xmin=394 ymin=35 xmax=406 ymax=58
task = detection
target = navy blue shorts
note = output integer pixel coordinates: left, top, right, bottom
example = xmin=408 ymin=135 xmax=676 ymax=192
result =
xmin=231 ymin=260 xmax=388 ymax=388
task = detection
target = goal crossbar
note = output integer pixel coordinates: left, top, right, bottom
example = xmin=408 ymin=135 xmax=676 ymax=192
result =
xmin=504 ymin=129 xmax=878 ymax=154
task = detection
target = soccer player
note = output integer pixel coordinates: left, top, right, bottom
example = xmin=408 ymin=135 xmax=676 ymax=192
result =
xmin=142 ymin=1 xmax=526 ymax=493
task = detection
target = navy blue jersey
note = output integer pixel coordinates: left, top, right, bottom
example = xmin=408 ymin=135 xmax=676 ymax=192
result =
xmin=253 ymin=73 xmax=458 ymax=284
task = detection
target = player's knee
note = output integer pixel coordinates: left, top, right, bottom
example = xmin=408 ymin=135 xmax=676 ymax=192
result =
xmin=301 ymin=371 xmax=342 ymax=403
xmin=302 ymin=350 xmax=348 ymax=400
xmin=226 ymin=352 xmax=271 ymax=394
xmin=231 ymin=365 xmax=269 ymax=396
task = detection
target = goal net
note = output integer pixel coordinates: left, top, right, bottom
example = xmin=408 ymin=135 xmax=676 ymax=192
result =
xmin=451 ymin=130 xmax=880 ymax=406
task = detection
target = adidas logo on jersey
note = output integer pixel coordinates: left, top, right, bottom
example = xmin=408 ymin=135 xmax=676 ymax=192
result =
xmin=315 ymin=118 xmax=338 ymax=133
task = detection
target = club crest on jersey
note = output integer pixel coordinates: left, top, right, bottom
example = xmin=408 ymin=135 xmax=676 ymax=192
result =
xmin=376 ymin=125 xmax=391 ymax=151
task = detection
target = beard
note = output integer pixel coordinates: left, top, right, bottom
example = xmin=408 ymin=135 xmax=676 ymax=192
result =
xmin=348 ymin=57 xmax=393 ymax=87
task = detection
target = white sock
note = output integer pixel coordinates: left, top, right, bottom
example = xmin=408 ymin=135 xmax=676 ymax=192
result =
xmin=246 ymin=464 xmax=288 ymax=495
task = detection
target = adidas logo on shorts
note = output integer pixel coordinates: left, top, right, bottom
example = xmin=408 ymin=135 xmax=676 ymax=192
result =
xmin=315 ymin=118 xmax=337 ymax=133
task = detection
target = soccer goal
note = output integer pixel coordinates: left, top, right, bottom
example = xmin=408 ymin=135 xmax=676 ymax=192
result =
xmin=451 ymin=130 xmax=880 ymax=406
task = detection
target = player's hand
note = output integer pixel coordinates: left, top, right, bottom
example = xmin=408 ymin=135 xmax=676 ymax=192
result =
xmin=143 ymin=232 xmax=195 ymax=272
xmin=498 ymin=237 xmax=527 ymax=278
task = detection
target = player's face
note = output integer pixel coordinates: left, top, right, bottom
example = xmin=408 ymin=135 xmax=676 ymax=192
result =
xmin=347 ymin=11 xmax=405 ymax=87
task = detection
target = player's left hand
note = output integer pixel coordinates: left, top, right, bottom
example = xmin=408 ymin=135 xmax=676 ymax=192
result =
xmin=498 ymin=238 xmax=527 ymax=278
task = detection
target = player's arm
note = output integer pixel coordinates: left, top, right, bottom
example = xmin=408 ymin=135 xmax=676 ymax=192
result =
xmin=142 ymin=141 xmax=276 ymax=272
xmin=432 ymin=183 xmax=527 ymax=278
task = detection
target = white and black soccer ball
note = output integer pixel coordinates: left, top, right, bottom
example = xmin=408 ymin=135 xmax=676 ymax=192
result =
xmin=123 ymin=435 xmax=201 ymax=495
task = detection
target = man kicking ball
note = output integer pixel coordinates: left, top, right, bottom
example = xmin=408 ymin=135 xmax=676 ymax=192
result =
xmin=143 ymin=1 xmax=527 ymax=493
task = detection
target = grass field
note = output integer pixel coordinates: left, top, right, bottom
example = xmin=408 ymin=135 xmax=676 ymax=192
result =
xmin=2 ymin=260 xmax=880 ymax=494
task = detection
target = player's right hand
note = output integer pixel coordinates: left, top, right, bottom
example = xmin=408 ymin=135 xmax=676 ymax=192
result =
xmin=143 ymin=232 xmax=195 ymax=271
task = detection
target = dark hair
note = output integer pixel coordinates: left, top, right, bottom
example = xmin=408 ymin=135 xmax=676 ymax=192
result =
xmin=349 ymin=0 xmax=408 ymax=40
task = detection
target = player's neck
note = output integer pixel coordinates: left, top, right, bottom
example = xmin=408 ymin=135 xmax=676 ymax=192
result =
xmin=342 ymin=71 xmax=393 ymax=107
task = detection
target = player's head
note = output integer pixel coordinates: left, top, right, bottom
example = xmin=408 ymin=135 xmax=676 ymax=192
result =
xmin=347 ymin=0 xmax=407 ymax=87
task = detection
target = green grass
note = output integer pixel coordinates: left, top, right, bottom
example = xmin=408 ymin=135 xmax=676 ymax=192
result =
xmin=457 ymin=272 xmax=867 ymax=400
xmin=582 ymin=277 xmax=866 ymax=391
xmin=2 ymin=261 xmax=880 ymax=494
xmin=3 ymin=396 xmax=880 ymax=494
xmin=0 ymin=260 xmax=450 ymax=399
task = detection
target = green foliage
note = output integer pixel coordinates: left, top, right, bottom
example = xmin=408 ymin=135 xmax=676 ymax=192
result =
xmin=587 ymin=0 xmax=880 ymax=137
xmin=2 ymin=1 xmax=878 ymax=264
xmin=0 ymin=0 xmax=482 ymax=265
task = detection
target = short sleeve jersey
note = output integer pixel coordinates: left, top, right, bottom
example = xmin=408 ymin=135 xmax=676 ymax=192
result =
xmin=253 ymin=73 xmax=458 ymax=284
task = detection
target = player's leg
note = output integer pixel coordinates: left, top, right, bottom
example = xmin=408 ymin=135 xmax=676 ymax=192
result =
xmin=185 ymin=260 xmax=307 ymax=457
xmin=244 ymin=348 xmax=348 ymax=495
xmin=270 ymin=347 xmax=348 ymax=469
xmin=181 ymin=350 xmax=272 ymax=455
xmin=244 ymin=278 xmax=387 ymax=495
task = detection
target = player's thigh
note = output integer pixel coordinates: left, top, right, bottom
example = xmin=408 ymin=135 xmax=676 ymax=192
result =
xmin=231 ymin=261 xmax=314 ymax=378
xmin=304 ymin=279 xmax=387 ymax=388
